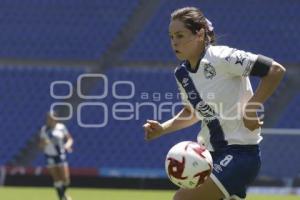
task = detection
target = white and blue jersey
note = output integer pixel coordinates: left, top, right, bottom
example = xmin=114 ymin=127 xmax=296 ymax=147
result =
xmin=175 ymin=45 xmax=263 ymax=152
xmin=40 ymin=123 xmax=69 ymax=167
xmin=175 ymin=45 xmax=266 ymax=199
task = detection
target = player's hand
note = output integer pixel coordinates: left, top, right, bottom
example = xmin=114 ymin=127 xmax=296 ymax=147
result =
xmin=243 ymin=103 xmax=264 ymax=131
xmin=65 ymin=145 xmax=73 ymax=153
xmin=143 ymin=119 xmax=164 ymax=141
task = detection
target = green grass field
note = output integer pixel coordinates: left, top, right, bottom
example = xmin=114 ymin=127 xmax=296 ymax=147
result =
xmin=0 ymin=187 xmax=299 ymax=200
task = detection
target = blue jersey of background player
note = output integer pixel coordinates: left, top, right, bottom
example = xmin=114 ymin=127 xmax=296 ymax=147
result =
xmin=39 ymin=111 xmax=73 ymax=200
xmin=143 ymin=7 xmax=286 ymax=200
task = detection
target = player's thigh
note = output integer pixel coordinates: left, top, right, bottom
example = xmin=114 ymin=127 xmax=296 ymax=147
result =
xmin=48 ymin=166 xmax=61 ymax=181
xmin=58 ymin=164 xmax=70 ymax=182
xmin=173 ymin=177 xmax=225 ymax=200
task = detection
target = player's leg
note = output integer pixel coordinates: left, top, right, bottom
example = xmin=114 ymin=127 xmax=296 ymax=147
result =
xmin=61 ymin=164 xmax=70 ymax=187
xmin=58 ymin=163 xmax=71 ymax=200
xmin=173 ymin=177 xmax=225 ymax=200
xmin=48 ymin=165 xmax=65 ymax=200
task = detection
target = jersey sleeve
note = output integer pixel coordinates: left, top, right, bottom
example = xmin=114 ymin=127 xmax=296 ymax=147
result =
xmin=60 ymin=124 xmax=70 ymax=137
xmin=214 ymin=46 xmax=258 ymax=77
xmin=40 ymin=126 xmax=47 ymax=139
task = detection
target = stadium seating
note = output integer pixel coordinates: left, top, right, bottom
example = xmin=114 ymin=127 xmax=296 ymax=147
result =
xmin=260 ymin=134 xmax=300 ymax=178
xmin=0 ymin=0 xmax=140 ymax=60
xmin=0 ymin=65 xmax=86 ymax=165
xmin=123 ymin=0 xmax=300 ymax=63
xmin=275 ymin=93 xmax=300 ymax=128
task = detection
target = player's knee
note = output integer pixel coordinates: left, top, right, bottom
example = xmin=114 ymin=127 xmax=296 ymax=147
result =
xmin=54 ymin=181 xmax=63 ymax=188
xmin=63 ymin=178 xmax=70 ymax=186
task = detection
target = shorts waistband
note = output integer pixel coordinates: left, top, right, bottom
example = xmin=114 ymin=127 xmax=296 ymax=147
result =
xmin=211 ymin=144 xmax=260 ymax=153
xmin=226 ymin=144 xmax=259 ymax=152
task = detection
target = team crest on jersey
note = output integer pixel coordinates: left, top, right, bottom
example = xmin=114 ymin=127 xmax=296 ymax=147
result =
xmin=203 ymin=63 xmax=216 ymax=79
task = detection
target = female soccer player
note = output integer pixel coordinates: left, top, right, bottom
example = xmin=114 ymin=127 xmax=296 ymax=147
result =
xmin=39 ymin=111 xmax=73 ymax=200
xmin=143 ymin=7 xmax=286 ymax=200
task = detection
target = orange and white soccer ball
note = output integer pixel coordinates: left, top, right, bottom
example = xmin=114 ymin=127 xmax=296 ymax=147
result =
xmin=165 ymin=141 xmax=213 ymax=189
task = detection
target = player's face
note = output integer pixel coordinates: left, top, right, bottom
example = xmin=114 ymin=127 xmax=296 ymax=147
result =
xmin=46 ymin=114 xmax=57 ymax=127
xmin=169 ymin=20 xmax=203 ymax=61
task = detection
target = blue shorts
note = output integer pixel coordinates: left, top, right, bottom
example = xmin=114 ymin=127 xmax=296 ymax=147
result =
xmin=46 ymin=154 xmax=68 ymax=167
xmin=210 ymin=145 xmax=261 ymax=199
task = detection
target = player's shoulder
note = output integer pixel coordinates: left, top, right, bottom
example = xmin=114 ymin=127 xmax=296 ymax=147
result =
xmin=205 ymin=45 xmax=236 ymax=59
xmin=55 ymin=123 xmax=67 ymax=130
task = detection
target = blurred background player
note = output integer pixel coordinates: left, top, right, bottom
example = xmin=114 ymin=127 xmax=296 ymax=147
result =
xmin=143 ymin=7 xmax=286 ymax=200
xmin=39 ymin=111 xmax=74 ymax=200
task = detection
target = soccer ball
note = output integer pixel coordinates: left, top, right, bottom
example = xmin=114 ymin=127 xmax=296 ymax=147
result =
xmin=165 ymin=141 xmax=213 ymax=189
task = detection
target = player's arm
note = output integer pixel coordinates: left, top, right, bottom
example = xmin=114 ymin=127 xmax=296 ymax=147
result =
xmin=38 ymin=128 xmax=50 ymax=149
xmin=143 ymin=105 xmax=200 ymax=141
xmin=245 ymin=59 xmax=286 ymax=130
xmin=64 ymin=133 xmax=74 ymax=153
xmin=161 ymin=105 xmax=199 ymax=134
xmin=248 ymin=59 xmax=286 ymax=105
xmin=217 ymin=48 xmax=286 ymax=131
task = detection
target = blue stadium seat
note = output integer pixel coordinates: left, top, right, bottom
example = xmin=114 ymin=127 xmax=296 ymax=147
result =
xmin=275 ymin=93 xmax=300 ymax=128
xmin=260 ymin=134 xmax=300 ymax=178
xmin=0 ymin=0 xmax=140 ymax=60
